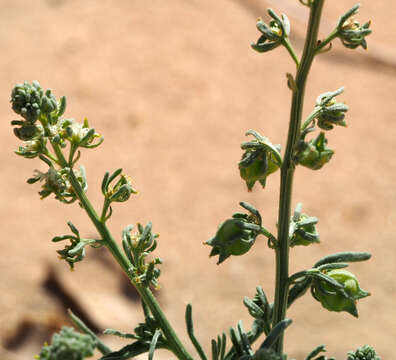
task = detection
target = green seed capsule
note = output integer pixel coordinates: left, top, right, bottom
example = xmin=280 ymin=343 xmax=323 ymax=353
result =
xmin=312 ymin=269 xmax=370 ymax=317
xmin=206 ymin=219 xmax=256 ymax=262
xmin=290 ymin=214 xmax=319 ymax=247
xmin=239 ymin=130 xmax=281 ymax=191
xmin=295 ymin=132 xmax=334 ymax=170
xmin=239 ymin=148 xmax=280 ymax=191
xmin=206 ymin=202 xmax=262 ymax=264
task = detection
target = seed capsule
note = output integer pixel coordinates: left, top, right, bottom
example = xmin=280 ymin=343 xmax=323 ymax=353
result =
xmin=312 ymin=269 xmax=370 ymax=317
xmin=206 ymin=202 xmax=262 ymax=264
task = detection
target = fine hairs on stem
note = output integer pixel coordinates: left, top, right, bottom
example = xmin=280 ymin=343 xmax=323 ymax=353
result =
xmin=10 ymin=1 xmax=378 ymax=360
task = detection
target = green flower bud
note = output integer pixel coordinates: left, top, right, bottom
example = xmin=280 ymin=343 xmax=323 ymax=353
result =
xmin=36 ymin=327 xmax=96 ymax=360
xmin=206 ymin=202 xmax=262 ymax=264
xmin=252 ymin=9 xmax=290 ymax=53
xmin=290 ymin=203 xmax=319 ymax=247
xmin=11 ymin=81 xmax=43 ymax=122
xmin=11 ymin=120 xmax=44 ymax=141
xmin=15 ymin=137 xmax=47 ymax=159
xmin=41 ymin=89 xmax=58 ymax=114
xmin=295 ymin=132 xmax=334 ymax=170
xmin=337 ymin=5 xmax=371 ymax=50
xmin=316 ymin=88 xmax=348 ymax=130
xmin=102 ymin=169 xmax=137 ymax=203
xmin=312 ymin=269 xmax=370 ymax=317
xmin=252 ymin=348 xmax=281 ymax=360
xmin=239 ymin=130 xmax=281 ymax=191
xmin=347 ymin=345 xmax=381 ymax=360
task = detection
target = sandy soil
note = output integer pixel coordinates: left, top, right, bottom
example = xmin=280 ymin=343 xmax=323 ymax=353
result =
xmin=1 ymin=0 xmax=396 ymax=359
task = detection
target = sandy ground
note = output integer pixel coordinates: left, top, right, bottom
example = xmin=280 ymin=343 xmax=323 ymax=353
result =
xmin=1 ymin=0 xmax=396 ymax=359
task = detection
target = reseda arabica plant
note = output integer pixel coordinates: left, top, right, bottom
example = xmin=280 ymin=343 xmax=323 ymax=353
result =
xmin=10 ymin=1 xmax=380 ymax=359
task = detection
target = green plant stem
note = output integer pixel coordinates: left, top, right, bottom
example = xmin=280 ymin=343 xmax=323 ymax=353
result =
xmin=282 ymin=38 xmax=300 ymax=67
xmin=271 ymin=0 xmax=325 ymax=355
xmin=68 ymin=309 xmax=112 ymax=355
xmin=316 ymin=29 xmax=338 ymax=53
xmin=50 ymin=140 xmax=193 ymax=360
xmin=301 ymin=107 xmax=321 ymax=131
xmin=100 ymin=198 xmax=111 ymax=222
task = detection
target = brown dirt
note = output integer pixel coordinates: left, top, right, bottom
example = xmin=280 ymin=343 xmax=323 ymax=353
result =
xmin=1 ymin=0 xmax=395 ymax=358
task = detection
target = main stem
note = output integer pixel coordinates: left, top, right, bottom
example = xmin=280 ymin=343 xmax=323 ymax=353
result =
xmin=272 ymin=0 xmax=324 ymax=355
xmin=51 ymin=143 xmax=193 ymax=360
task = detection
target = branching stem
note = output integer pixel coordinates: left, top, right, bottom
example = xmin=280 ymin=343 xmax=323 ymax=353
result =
xmin=282 ymin=38 xmax=300 ymax=67
xmin=49 ymin=139 xmax=193 ymax=360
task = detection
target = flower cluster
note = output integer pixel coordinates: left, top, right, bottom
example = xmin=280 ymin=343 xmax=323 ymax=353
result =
xmin=27 ymin=166 xmax=87 ymax=203
xmin=11 ymin=81 xmax=57 ymax=122
xmin=36 ymin=327 xmax=96 ymax=360
xmin=122 ymin=222 xmax=162 ymax=288
xmin=347 ymin=345 xmax=381 ymax=360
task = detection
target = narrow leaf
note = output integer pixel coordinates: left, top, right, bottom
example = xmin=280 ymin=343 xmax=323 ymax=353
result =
xmin=185 ymin=304 xmax=208 ymax=360
xmin=260 ymin=319 xmax=292 ymax=349
xmin=148 ymin=329 xmax=161 ymax=360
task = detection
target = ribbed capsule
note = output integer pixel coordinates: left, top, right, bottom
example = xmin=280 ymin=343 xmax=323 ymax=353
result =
xmin=311 ymin=269 xmax=370 ymax=317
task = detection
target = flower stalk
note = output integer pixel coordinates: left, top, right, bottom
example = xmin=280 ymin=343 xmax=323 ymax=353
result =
xmin=272 ymin=0 xmax=325 ymax=354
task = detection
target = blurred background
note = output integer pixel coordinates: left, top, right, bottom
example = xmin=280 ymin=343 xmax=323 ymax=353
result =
xmin=1 ymin=0 xmax=396 ymax=358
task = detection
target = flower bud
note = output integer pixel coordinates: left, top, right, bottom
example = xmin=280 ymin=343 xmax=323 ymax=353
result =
xmin=239 ymin=130 xmax=281 ymax=191
xmin=15 ymin=137 xmax=47 ymax=159
xmin=252 ymin=348 xmax=281 ymax=360
xmin=206 ymin=202 xmax=262 ymax=264
xmin=295 ymin=132 xmax=334 ymax=170
xmin=312 ymin=269 xmax=370 ymax=317
xmin=41 ymin=89 xmax=57 ymax=114
xmin=103 ymin=170 xmax=137 ymax=203
xmin=347 ymin=345 xmax=381 ymax=360
xmin=11 ymin=120 xmax=44 ymax=141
